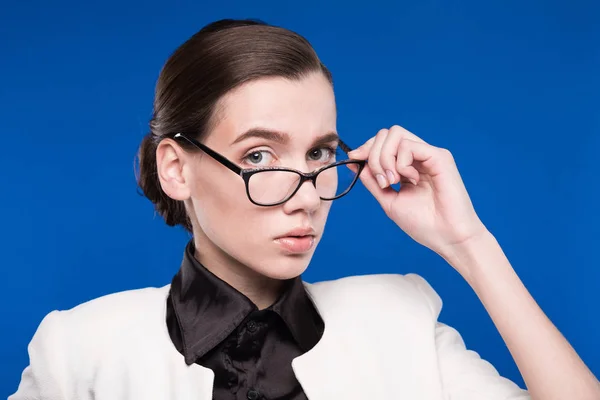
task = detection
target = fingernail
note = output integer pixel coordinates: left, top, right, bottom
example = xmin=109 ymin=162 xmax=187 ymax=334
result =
xmin=410 ymin=178 xmax=418 ymax=186
xmin=376 ymin=174 xmax=388 ymax=188
xmin=385 ymin=170 xmax=395 ymax=184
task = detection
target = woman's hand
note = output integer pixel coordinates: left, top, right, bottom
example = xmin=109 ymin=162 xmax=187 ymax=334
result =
xmin=348 ymin=125 xmax=600 ymax=399
xmin=347 ymin=125 xmax=488 ymax=266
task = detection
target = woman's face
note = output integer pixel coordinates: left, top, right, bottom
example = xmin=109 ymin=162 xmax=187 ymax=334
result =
xmin=179 ymin=72 xmax=338 ymax=281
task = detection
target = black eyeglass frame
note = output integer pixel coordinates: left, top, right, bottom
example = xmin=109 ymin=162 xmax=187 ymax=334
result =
xmin=173 ymin=133 xmax=366 ymax=206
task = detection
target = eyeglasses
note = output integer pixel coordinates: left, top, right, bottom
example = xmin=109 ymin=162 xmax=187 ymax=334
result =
xmin=173 ymin=133 xmax=366 ymax=207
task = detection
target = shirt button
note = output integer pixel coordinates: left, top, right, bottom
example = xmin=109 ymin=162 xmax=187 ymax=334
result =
xmin=247 ymin=389 xmax=260 ymax=400
xmin=227 ymin=375 xmax=237 ymax=388
xmin=246 ymin=320 xmax=258 ymax=333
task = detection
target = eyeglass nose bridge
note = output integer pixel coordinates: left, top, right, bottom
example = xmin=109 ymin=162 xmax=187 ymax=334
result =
xmin=285 ymin=169 xmax=321 ymax=200
xmin=298 ymin=169 xmax=320 ymax=186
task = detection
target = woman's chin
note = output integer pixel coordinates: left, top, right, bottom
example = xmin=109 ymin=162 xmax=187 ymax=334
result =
xmin=255 ymin=256 xmax=313 ymax=281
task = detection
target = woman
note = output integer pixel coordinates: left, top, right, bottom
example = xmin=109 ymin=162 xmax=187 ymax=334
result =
xmin=10 ymin=18 xmax=599 ymax=400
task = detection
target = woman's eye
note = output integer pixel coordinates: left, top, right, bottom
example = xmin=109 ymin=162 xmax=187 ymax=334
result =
xmin=243 ymin=150 xmax=274 ymax=166
xmin=308 ymin=146 xmax=336 ymax=163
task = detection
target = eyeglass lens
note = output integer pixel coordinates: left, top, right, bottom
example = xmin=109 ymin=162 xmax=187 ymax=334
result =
xmin=247 ymin=163 xmax=358 ymax=205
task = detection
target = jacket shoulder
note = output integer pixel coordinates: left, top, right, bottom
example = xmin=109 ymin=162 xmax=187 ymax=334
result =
xmin=305 ymin=273 xmax=443 ymax=319
xmin=39 ymin=285 xmax=170 ymax=356
xmin=60 ymin=285 xmax=170 ymax=326
xmin=12 ymin=285 xmax=171 ymax=398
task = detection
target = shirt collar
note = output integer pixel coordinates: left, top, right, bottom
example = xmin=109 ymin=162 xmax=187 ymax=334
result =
xmin=169 ymin=240 xmax=323 ymax=365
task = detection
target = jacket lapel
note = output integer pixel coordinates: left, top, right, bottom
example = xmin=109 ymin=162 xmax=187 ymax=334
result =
xmin=291 ymin=282 xmax=376 ymax=400
xmin=291 ymin=327 xmax=366 ymax=399
xmin=180 ymin=364 xmax=215 ymax=400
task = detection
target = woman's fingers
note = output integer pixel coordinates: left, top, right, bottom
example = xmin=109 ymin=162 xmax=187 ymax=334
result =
xmin=367 ymin=129 xmax=391 ymax=189
xmin=348 ymin=125 xmax=447 ymax=189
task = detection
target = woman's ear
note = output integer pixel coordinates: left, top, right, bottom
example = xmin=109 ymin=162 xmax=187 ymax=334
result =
xmin=156 ymin=139 xmax=192 ymax=201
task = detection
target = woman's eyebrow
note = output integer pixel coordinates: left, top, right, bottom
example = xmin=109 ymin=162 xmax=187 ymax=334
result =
xmin=231 ymin=128 xmax=289 ymax=145
xmin=231 ymin=128 xmax=340 ymax=147
xmin=312 ymin=132 xmax=340 ymax=147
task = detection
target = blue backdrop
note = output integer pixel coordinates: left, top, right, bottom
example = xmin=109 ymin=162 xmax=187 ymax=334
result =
xmin=1 ymin=0 xmax=598 ymax=396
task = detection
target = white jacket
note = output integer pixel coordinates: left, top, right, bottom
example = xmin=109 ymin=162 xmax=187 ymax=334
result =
xmin=10 ymin=273 xmax=530 ymax=399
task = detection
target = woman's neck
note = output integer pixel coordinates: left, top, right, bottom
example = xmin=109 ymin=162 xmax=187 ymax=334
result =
xmin=192 ymin=237 xmax=284 ymax=310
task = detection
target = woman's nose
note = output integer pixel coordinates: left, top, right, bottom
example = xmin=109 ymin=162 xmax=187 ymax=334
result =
xmin=282 ymin=178 xmax=321 ymax=214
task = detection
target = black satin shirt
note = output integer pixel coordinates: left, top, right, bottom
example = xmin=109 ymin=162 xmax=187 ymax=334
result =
xmin=166 ymin=241 xmax=324 ymax=400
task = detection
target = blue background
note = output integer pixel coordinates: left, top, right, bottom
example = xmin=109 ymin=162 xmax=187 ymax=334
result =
xmin=1 ymin=0 xmax=598 ymax=396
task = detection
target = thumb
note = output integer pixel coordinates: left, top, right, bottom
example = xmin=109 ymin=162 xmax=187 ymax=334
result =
xmin=347 ymin=137 xmax=374 ymax=160
xmin=356 ymin=164 xmax=396 ymax=210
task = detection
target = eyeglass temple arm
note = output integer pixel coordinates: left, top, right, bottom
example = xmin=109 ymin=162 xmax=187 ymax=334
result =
xmin=174 ymin=133 xmax=242 ymax=175
xmin=338 ymin=139 xmax=353 ymax=154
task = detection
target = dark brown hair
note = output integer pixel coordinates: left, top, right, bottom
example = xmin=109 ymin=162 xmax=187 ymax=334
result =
xmin=136 ymin=19 xmax=333 ymax=232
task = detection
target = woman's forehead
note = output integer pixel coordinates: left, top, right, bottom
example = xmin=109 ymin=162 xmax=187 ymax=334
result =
xmin=211 ymin=74 xmax=337 ymax=146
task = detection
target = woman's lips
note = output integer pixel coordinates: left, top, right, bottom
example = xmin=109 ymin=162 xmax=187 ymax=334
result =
xmin=274 ymin=236 xmax=315 ymax=253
